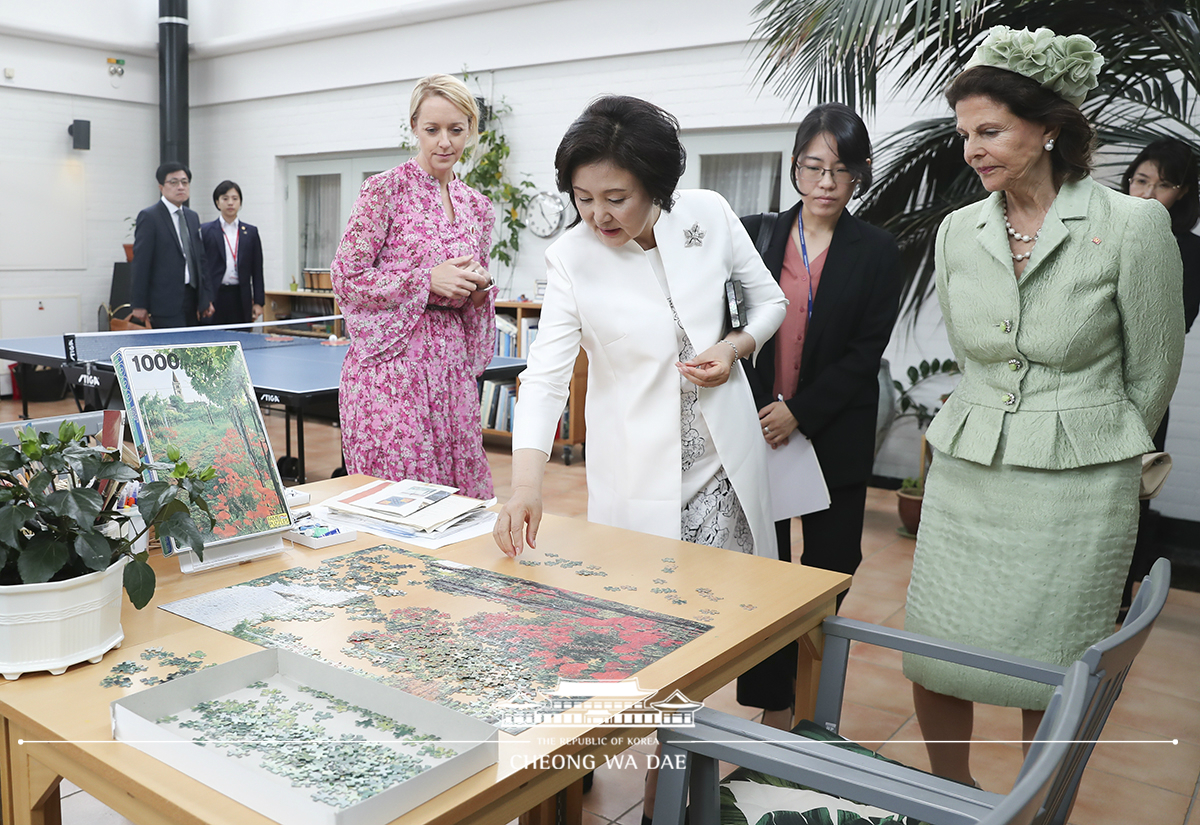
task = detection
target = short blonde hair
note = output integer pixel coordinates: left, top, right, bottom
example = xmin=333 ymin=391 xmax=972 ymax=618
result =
xmin=409 ymin=74 xmax=480 ymax=146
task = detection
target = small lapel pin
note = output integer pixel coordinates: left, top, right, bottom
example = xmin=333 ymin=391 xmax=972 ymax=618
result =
xmin=1092 ymin=237 xmax=1102 ymax=245
xmin=684 ymin=223 xmax=705 ymax=248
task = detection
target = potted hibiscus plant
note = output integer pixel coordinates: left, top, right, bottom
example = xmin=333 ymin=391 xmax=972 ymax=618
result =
xmin=0 ymin=420 xmax=215 ymax=679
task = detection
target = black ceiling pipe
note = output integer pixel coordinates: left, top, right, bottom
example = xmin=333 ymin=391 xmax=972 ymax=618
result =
xmin=158 ymin=0 xmax=189 ymax=167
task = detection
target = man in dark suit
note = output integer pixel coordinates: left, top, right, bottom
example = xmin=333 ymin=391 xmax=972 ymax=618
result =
xmin=130 ymin=162 xmax=214 ymax=328
xmin=200 ymin=180 xmax=265 ymax=325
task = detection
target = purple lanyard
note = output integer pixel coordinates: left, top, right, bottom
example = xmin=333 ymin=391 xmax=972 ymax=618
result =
xmin=797 ymin=206 xmax=815 ymax=319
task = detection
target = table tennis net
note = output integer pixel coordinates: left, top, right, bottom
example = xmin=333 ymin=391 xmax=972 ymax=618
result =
xmin=66 ymin=315 xmax=345 ymax=362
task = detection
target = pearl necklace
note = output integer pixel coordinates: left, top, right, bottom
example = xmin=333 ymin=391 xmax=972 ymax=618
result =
xmin=1003 ymin=198 xmax=1042 ymax=262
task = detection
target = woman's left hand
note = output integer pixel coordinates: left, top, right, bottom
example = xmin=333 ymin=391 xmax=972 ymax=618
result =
xmin=758 ymin=400 xmax=798 ymax=449
xmin=469 ymin=261 xmax=493 ymax=307
xmin=678 ymin=341 xmax=736 ymax=388
xmin=678 ymin=333 xmax=753 ymax=388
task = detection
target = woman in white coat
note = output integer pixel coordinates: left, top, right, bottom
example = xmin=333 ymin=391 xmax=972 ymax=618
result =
xmin=494 ymin=95 xmax=787 ymax=561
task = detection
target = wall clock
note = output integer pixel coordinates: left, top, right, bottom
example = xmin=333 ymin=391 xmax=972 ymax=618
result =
xmin=526 ymin=191 xmax=567 ymax=238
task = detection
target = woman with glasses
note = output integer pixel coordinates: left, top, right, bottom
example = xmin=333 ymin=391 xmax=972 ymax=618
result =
xmin=1117 ymin=138 xmax=1200 ymax=615
xmin=735 ymin=103 xmax=903 ymax=726
xmin=1121 ymin=138 xmax=1200 ymax=332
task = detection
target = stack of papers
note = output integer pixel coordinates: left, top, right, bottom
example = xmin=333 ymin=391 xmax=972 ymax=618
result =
xmin=317 ymin=480 xmax=497 ymax=550
xmin=325 ymin=480 xmax=482 ymax=531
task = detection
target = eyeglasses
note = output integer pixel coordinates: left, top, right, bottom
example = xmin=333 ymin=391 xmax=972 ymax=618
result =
xmin=796 ymin=164 xmax=857 ymax=186
xmin=1129 ymin=175 xmax=1179 ymax=194
xmin=163 ymin=178 xmax=190 ymax=188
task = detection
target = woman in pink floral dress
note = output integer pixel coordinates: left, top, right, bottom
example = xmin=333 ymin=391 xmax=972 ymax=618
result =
xmin=332 ymin=74 xmax=496 ymax=497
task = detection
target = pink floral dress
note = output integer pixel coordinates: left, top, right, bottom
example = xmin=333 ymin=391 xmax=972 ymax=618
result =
xmin=331 ymin=159 xmax=496 ymax=498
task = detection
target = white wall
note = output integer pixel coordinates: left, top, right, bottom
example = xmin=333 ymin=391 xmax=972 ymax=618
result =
xmin=0 ymin=63 xmax=158 ymax=321
xmin=1160 ymin=324 xmax=1200 ymax=519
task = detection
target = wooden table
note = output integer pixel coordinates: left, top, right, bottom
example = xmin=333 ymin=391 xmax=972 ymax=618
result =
xmin=0 ymin=476 xmax=848 ymax=825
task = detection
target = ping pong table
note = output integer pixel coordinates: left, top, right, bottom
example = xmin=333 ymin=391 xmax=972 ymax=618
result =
xmin=0 ymin=328 xmax=525 ymax=484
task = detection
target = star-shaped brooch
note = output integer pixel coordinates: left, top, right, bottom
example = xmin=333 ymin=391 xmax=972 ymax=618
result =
xmin=683 ymin=223 xmax=705 ymax=248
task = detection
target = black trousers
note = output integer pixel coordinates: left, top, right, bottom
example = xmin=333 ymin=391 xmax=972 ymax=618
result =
xmin=736 ymin=481 xmax=868 ymax=711
xmin=152 ymin=284 xmax=199 ymax=329
xmin=1123 ymin=409 xmax=1170 ymax=609
xmin=210 ymin=284 xmax=248 ymax=325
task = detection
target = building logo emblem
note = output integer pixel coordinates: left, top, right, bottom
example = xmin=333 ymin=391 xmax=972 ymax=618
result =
xmin=497 ymin=678 xmax=702 ymax=729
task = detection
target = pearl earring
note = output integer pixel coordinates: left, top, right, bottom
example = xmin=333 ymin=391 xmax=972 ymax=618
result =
xmin=1044 ymin=139 xmax=1056 ymax=152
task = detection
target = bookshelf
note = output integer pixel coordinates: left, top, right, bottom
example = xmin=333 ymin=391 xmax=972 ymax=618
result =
xmin=483 ymin=300 xmax=587 ymax=465
xmin=264 ymin=289 xmax=343 ymax=338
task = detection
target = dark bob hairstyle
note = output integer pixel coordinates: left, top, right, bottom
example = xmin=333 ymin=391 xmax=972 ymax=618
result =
xmin=946 ymin=66 xmax=1095 ymax=186
xmin=212 ymin=179 xmax=244 ymax=208
xmin=554 ymin=95 xmax=686 ymax=225
xmin=790 ymin=102 xmax=874 ymax=196
xmin=1120 ymin=138 xmax=1200 ymax=235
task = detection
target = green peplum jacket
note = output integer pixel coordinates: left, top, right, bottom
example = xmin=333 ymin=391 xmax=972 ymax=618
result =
xmin=928 ymin=176 xmax=1185 ymax=470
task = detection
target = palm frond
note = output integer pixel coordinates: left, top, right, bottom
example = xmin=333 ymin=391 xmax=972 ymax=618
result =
xmin=856 ymin=117 xmax=985 ymax=319
xmin=752 ymin=0 xmax=1200 ymax=318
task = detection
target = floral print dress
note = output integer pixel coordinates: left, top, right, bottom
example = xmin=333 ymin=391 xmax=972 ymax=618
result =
xmin=645 ymin=247 xmax=754 ymax=554
xmin=331 ymin=159 xmax=496 ymax=498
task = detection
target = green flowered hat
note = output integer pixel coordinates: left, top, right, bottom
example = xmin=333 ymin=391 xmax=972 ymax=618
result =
xmin=963 ymin=25 xmax=1103 ymax=107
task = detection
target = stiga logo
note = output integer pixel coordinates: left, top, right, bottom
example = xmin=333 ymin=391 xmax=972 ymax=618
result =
xmin=260 ymin=393 xmax=281 ymax=403
xmin=76 ymin=374 xmax=101 ymax=387
xmin=498 ymin=678 xmax=702 ymax=729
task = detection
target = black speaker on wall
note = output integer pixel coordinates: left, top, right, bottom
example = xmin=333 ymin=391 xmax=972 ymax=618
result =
xmin=68 ymin=119 xmax=91 ymax=150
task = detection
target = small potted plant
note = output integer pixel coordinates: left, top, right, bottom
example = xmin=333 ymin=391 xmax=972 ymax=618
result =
xmin=896 ymin=475 xmax=924 ymax=537
xmin=0 ymin=420 xmax=215 ymax=679
xmin=891 ymin=359 xmax=959 ymax=537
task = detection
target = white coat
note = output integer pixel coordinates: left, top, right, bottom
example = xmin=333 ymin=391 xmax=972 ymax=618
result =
xmin=511 ymin=190 xmax=788 ymax=557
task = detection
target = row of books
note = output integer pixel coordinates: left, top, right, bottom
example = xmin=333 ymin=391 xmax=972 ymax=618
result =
xmin=481 ymin=379 xmax=517 ymax=432
xmin=480 ymin=379 xmax=572 ymax=439
xmin=494 ymin=314 xmax=539 ymax=357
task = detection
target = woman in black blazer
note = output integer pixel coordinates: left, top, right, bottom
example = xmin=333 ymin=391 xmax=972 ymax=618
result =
xmin=737 ymin=103 xmax=903 ymax=724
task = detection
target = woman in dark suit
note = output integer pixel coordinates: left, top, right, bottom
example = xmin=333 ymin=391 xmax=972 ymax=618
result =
xmin=737 ymin=103 xmax=902 ymax=726
xmin=1118 ymin=137 xmax=1200 ymax=614
xmin=200 ymin=180 xmax=265 ymax=325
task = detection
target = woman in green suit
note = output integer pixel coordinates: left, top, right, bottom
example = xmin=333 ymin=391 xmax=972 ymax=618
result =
xmin=903 ymin=26 xmax=1185 ymax=786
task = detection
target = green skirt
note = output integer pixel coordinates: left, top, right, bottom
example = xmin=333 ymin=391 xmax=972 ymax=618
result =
xmin=903 ymin=439 xmax=1139 ymax=710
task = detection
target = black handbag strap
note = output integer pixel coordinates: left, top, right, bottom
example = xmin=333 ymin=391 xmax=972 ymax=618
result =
xmin=753 ymin=211 xmax=783 ymax=260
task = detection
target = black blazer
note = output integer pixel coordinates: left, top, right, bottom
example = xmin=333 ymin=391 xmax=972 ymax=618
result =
xmin=1177 ymin=230 xmax=1200 ymax=333
xmin=741 ymin=203 xmax=902 ymax=489
xmin=130 ymin=200 xmax=213 ymax=320
xmin=200 ymin=219 xmax=266 ymax=319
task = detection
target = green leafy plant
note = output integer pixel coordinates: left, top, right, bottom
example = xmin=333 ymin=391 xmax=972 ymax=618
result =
xmin=893 ymin=358 xmax=960 ymax=430
xmin=459 ymin=97 xmax=537 ymax=271
xmin=751 ymin=0 xmax=1200 ymax=319
xmin=0 ymin=421 xmax=215 ymax=609
xmin=899 ymin=476 xmax=924 ymax=494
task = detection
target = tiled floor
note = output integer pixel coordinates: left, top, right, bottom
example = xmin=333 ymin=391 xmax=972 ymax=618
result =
xmin=4 ymin=394 xmax=1198 ymax=824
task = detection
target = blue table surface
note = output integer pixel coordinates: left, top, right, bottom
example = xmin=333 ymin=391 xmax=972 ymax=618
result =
xmin=0 ymin=333 xmax=524 ymax=395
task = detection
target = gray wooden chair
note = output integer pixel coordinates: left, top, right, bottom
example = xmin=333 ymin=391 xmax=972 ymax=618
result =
xmin=654 ymin=557 xmax=1170 ymax=825
xmin=974 ymin=669 xmax=1087 ymax=825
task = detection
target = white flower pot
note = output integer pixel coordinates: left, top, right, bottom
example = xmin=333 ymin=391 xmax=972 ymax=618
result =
xmin=0 ymin=556 xmax=128 ymax=680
